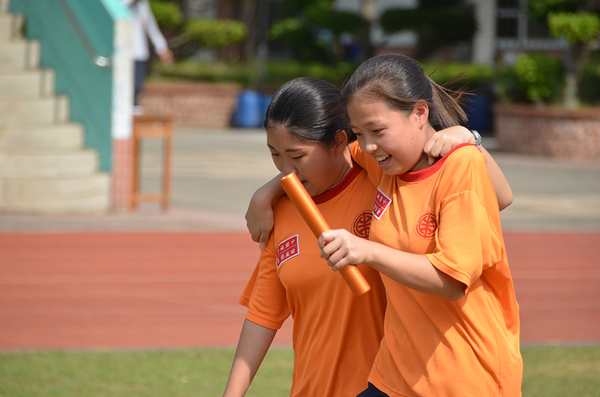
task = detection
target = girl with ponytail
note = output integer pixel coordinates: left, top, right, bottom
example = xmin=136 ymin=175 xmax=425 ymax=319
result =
xmin=318 ymin=54 xmax=523 ymax=396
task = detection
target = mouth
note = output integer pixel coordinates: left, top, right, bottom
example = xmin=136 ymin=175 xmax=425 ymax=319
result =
xmin=375 ymin=154 xmax=392 ymax=164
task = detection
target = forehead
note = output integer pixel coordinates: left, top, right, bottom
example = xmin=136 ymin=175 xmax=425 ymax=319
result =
xmin=347 ymin=98 xmax=391 ymax=123
xmin=266 ymin=124 xmax=312 ymax=149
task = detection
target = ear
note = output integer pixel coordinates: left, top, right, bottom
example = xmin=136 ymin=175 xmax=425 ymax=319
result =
xmin=333 ymin=130 xmax=349 ymax=156
xmin=412 ymin=100 xmax=429 ymax=129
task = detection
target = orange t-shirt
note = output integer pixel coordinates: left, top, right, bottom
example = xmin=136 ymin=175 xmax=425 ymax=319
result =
xmin=352 ymin=142 xmax=522 ymax=397
xmin=239 ymin=165 xmax=387 ymax=397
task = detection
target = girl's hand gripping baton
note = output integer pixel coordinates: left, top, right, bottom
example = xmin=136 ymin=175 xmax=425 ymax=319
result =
xmin=279 ymin=173 xmax=371 ymax=297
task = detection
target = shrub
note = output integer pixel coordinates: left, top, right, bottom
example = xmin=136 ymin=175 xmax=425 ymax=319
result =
xmin=421 ymin=62 xmax=495 ymax=93
xmin=149 ymin=0 xmax=183 ymax=30
xmin=496 ymin=53 xmax=564 ymax=104
xmin=548 ymin=11 xmax=600 ymax=43
xmin=183 ymin=19 xmax=248 ymax=49
xmin=150 ymin=60 xmax=357 ymax=89
xmin=579 ymin=52 xmax=600 ymax=105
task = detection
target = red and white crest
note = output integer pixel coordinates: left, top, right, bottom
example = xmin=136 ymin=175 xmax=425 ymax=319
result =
xmin=276 ymin=235 xmax=300 ymax=268
xmin=372 ymin=188 xmax=392 ymax=220
xmin=416 ymin=212 xmax=437 ymax=239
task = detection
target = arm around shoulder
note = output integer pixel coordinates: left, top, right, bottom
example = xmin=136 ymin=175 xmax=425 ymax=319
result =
xmin=245 ymin=174 xmax=285 ymax=248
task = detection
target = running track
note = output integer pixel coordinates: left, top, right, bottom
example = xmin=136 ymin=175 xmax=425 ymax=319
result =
xmin=0 ymin=231 xmax=599 ymax=351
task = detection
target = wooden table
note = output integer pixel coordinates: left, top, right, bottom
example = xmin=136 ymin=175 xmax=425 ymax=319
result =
xmin=130 ymin=114 xmax=173 ymax=211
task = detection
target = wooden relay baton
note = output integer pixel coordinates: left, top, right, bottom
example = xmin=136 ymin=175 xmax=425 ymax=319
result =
xmin=279 ymin=172 xmax=371 ymax=297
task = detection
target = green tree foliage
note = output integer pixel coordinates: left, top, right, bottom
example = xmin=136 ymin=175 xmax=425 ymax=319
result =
xmin=149 ymin=0 xmax=183 ymax=30
xmin=269 ymin=0 xmax=364 ymax=63
xmin=148 ymin=0 xmax=248 ymax=57
xmin=184 ymin=19 xmax=248 ymax=49
xmin=548 ymin=12 xmax=600 ymax=43
xmin=379 ymin=0 xmax=476 ymax=59
xmin=513 ymin=53 xmax=564 ymax=103
xmin=527 ymin=0 xmax=600 ymax=107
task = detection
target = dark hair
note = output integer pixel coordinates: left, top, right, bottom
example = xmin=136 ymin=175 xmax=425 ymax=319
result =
xmin=264 ymin=77 xmax=353 ymax=148
xmin=341 ymin=54 xmax=468 ymax=131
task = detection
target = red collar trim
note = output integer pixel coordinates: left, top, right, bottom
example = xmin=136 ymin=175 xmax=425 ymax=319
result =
xmin=399 ymin=143 xmax=474 ymax=182
xmin=313 ymin=164 xmax=363 ymax=204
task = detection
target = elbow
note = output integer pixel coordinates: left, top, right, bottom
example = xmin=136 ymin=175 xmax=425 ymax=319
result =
xmin=497 ymin=188 xmax=514 ymax=211
xmin=498 ymin=194 xmax=513 ymax=211
xmin=446 ymin=289 xmax=466 ymax=302
xmin=443 ymin=280 xmax=467 ymax=302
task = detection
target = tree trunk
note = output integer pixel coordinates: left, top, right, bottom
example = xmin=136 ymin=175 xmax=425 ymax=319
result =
xmin=360 ymin=0 xmax=375 ymax=60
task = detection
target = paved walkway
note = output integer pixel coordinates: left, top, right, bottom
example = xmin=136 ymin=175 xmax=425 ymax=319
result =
xmin=1 ymin=129 xmax=599 ymax=350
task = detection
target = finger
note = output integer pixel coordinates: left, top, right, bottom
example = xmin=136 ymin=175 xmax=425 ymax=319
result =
xmin=250 ymin=228 xmax=260 ymax=243
xmin=423 ymin=136 xmax=435 ymax=155
xmin=330 ymin=257 xmax=350 ymax=272
xmin=318 ymin=230 xmax=337 ymax=249
xmin=259 ymin=232 xmax=270 ymax=250
xmin=429 ymin=140 xmax=444 ymax=158
xmin=326 ymin=248 xmax=345 ymax=269
xmin=320 ymin=234 xmax=343 ymax=260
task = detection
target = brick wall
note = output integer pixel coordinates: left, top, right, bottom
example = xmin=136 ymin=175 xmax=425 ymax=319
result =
xmin=494 ymin=105 xmax=600 ymax=161
xmin=139 ymin=82 xmax=242 ymax=128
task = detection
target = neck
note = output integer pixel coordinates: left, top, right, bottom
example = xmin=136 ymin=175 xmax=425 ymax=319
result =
xmin=409 ymin=125 xmax=436 ymax=172
xmin=327 ymin=150 xmax=353 ymax=191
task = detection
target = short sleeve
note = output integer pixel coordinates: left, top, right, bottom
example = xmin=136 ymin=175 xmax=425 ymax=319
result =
xmin=426 ymin=147 xmax=504 ymax=288
xmin=350 ymin=141 xmax=382 ymax=188
xmin=238 ymin=263 xmax=259 ymax=307
xmin=244 ymin=236 xmax=291 ymax=330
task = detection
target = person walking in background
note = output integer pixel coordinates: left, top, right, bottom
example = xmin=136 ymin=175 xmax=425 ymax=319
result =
xmin=122 ymin=0 xmax=173 ymax=110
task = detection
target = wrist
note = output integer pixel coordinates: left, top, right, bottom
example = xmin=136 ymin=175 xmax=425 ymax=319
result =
xmin=470 ymin=130 xmax=482 ymax=149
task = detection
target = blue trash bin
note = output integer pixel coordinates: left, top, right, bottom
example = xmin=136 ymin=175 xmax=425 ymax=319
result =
xmin=260 ymin=94 xmax=272 ymax=126
xmin=465 ymin=94 xmax=492 ymax=133
xmin=232 ymin=90 xmax=263 ymax=128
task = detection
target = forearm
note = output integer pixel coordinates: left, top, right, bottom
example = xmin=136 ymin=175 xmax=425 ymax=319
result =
xmin=254 ymin=174 xmax=285 ymax=206
xmin=365 ymin=241 xmax=466 ymax=301
xmin=223 ymin=320 xmax=277 ymax=397
xmin=245 ymin=174 xmax=285 ymax=246
xmin=480 ymin=147 xmax=513 ymax=210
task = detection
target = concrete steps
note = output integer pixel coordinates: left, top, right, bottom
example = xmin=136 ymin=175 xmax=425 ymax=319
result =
xmin=0 ymin=174 xmax=110 ymax=213
xmin=0 ymin=2 xmax=110 ymax=214
xmin=0 ymin=68 xmax=55 ymax=97
xmin=0 ymin=124 xmax=83 ymax=149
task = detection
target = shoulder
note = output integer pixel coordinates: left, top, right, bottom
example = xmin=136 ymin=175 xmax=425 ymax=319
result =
xmin=272 ymin=195 xmax=296 ymax=217
xmin=434 ymin=144 xmax=493 ymax=197
xmin=441 ymin=144 xmax=487 ymax=173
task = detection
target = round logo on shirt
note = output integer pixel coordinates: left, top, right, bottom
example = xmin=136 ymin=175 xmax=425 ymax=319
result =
xmin=352 ymin=211 xmax=372 ymax=239
xmin=416 ymin=212 xmax=437 ymax=239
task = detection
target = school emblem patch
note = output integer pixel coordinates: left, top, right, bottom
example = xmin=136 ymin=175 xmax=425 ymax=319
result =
xmin=352 ymin=211 xmax=372 ymax=239
xmin=416 ymin=212 xmax=437 ymax=239
xmin=372 ymin=188 xmax=392 ymax=220
xmin=276 ymin=235 xmax=300 ymax=268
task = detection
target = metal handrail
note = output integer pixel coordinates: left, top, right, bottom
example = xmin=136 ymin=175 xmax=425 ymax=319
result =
xmin=57 ymin=0 xmax=111 ymax=68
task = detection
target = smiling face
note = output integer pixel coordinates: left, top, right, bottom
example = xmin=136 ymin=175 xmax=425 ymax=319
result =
xmin=347 ymin=97 xmax=433 ymax=175
xmin=267 ymin=124 xmax=351 ymax=197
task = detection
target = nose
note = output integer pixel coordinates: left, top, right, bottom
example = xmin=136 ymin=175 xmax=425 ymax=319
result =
xmin=362 ymin=134 xmax=378 ymax=155
xmin=281 ymin=158 xmax=297 ymax=176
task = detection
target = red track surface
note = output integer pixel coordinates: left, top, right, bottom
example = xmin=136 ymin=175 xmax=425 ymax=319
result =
xmin=0 ymin=231 xmax=598 ymax=351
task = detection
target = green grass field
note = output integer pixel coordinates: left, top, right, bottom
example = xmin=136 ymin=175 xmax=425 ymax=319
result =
xmin=1 ymin=346 xmax=599 ymax=396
